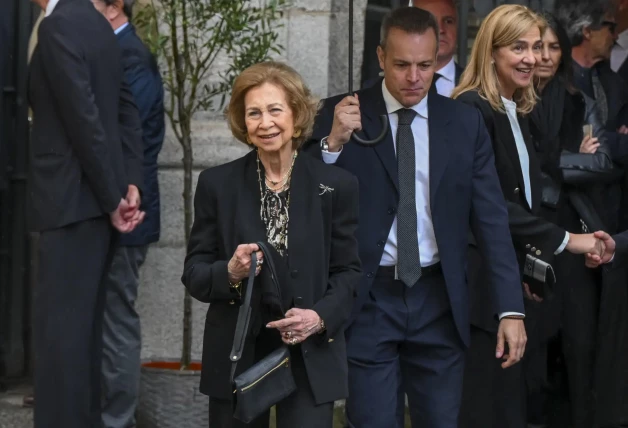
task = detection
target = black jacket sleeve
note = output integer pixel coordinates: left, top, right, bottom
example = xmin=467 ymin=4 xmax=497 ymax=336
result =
xmin=181 ymin=169 xmax=236 ymax=303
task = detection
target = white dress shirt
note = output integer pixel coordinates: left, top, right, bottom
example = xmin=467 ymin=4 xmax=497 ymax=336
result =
xmin=45 ymin=0 xmax=61 ymax=17
xmin=323 ymin=82 xmax=439 ymax=267
xmin=114 ymin=22 xmax=130 ymax=35
xmin=501 ymin=97 xmax=569 ymax=254
xmin=611 ymin=30 xmax=628 ymax=72
xmin=435 ymin=58 xmax=457 ymax=98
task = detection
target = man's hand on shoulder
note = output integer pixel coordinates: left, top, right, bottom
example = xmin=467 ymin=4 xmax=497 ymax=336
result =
xmin=496 ymin=317 xmax=527 ymax=369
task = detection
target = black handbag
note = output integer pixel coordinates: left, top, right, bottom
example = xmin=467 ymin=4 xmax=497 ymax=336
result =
xmin=229 ymin=243 xmax=296 ymax=424
xmin=559 ymin=149 xmax=621 ymax=185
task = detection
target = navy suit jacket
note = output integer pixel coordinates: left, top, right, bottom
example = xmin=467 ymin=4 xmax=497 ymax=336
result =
xmin=116 ymin=23 xmax=165 ymax=246
xmin=308 ymin=83 xmax=524 ymax=345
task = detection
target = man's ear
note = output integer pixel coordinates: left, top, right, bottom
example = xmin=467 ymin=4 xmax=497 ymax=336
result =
xmin=377 ymin=45 xmax=385 ymax=72
xmin=106 ymin=0 xmax=124 ymax=21
xmin=582 ymin=26 xmax=592 ymax=41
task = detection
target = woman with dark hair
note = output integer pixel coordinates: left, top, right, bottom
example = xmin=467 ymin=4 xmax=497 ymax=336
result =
xmin=528 ymin=13 xmax=628 ymax=428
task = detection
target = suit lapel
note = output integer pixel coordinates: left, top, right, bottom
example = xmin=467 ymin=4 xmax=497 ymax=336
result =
xmin=286 ymin=153 xmax=315 ymax=269
xmin=235 ymin=152 xmax=267 ymax=246
xmin=427 ymin=95 xmax=451 ymax=203
xmin=360 ymin=83 xmax=398 ymax=192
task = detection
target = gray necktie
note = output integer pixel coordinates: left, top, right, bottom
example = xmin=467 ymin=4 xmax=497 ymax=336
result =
xmin=396 ymin=108 xmax=421 ymax=287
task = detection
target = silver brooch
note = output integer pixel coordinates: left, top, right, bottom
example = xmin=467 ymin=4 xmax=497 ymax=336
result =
xmin=319 ymin=184 xmax=334 ymax=195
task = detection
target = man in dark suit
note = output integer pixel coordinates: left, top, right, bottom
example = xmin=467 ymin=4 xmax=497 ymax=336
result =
xmin=28 ymin=0 xmax=144 ymax=426
xmin=91 ymin=1 xmax=164 ymax=427
xmin=308 ymin=7 xmax=526 ymax=427
xmin=412 ymin=0 xmax=463 ymax=97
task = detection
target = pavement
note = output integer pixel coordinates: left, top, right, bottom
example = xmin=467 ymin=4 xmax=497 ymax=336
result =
xmin=0 ymin=384 xmax=32 ymax=428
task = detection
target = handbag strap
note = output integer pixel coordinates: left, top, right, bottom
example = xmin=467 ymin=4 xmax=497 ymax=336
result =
xmin=229 ymin=251 xmax=258 ymax=383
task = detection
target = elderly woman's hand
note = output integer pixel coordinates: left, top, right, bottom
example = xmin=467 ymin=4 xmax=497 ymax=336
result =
xmin=266 ymin=308 xmax=323 ymax=345
xmin=227 ymin=244 xmax=264 ymax=283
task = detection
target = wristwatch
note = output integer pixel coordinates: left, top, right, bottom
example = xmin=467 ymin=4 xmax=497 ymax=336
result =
xmin=320 ymin=136 xmax=330 ymax=152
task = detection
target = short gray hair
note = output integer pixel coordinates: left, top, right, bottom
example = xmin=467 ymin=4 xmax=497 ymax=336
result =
xmin=554 ymin=0 xmax=614 ymax=46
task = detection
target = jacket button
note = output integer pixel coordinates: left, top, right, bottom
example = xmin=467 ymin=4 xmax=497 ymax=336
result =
xmin=295 ymin=297 xmax=303 ymax=306
xmin=229 ymin=300 xmax=235 ymax=305
xmin=366 ymin=272 xmax=374 ymax=278
xmin=514 ymin=188 xmax=520 ymax=194
xmin=531 ymin=247 xmax=536 ymax=252
xmin=328 ymin=338 xmax=334 ymax=343
xmin=291 ymin=269 xmax=299 ymax=278
xmin=536 ymin=250 xmax=542 ymax=256
xmin=526 ymin=244 xmax=531 ymax=249
xmin=377 ymin=240 xmax=384 ymax=247
xmin=388 ymin=208 xmax=396 ymax=215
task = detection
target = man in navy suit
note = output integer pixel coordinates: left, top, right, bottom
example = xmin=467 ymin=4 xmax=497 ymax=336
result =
xmin=92 ymin=1 xmax=165 ymax=427
xmin=308 ymin=7 xmax=526 ymax=427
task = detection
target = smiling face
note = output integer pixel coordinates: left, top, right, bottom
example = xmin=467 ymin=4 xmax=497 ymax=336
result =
xmin=378 ymin=27 xmax=438 ymax=107
xmin=244 ymin=82 xmax=295 ymax=154
xmin=493 ymin=26 xmax=542 ymax=99
xmin=536 ymin=27 xmax=561 ymax=82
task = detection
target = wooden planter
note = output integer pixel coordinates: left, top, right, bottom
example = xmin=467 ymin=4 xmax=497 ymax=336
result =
xmin=137 ymin=360 xmax=208 ymax=428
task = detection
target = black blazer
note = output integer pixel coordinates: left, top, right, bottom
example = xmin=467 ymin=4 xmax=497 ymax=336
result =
xmin=182 ymin=150 xmax=361 ymax=403
xmin=308 ymin=83 xmax=523 ymax=345
xmin=457 ymin=91 xmax=566 ymax=260
xmin=28 ymin=0 xmax=143 ymax=231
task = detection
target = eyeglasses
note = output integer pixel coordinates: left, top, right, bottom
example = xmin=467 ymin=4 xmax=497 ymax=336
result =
xmin=602 ymin=21 xmax=618 ymax=34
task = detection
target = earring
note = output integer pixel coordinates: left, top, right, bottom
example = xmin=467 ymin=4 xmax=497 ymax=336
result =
xmin=246 ymin=136 xmax=253 ymax=145
xmin=293 ymin=129 xmax=301 ymax=138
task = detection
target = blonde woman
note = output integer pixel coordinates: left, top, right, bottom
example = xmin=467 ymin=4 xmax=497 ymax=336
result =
xmin=452 ymin=5 xmax=606 ymax=428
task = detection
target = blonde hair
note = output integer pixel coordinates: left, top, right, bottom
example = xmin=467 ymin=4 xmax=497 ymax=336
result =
xmin=226 ymin=61 xmax=319 ymax=150
xmin=451 ymin=5 xmax=546 ymax=115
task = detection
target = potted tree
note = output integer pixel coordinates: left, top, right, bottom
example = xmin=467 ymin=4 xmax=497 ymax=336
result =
xmin=133 ymin=1 xmax=285 ymax=426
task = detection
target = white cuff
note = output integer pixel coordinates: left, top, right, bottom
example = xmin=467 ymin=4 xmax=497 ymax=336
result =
xmin=499 ymin=312 xmax=525 ymax=320
xmin=554 ymin=232 xmax=570 ymax=255
xmin=321 ymin=145 xmax=342 ymax=164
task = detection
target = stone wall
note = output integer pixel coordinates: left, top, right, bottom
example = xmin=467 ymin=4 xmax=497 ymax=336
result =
xmin=136 ymin=0 xmax=368 ymax=363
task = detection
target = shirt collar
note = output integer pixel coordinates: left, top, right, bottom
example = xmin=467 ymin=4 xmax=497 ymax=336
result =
xmin=45 ymin=0 xmax=60 ymax=17
xmin=381 ymin=80 xmax=429 ymax=119
xmin=501 ymin=96 xmax=517 ymax=111
xmin=437 ymin=57 xmax=456 ymax=82
xmin=617 ymin=29 xmax=628 ymax=49
xmin=115 ymin=22 xmax=130 ymax=35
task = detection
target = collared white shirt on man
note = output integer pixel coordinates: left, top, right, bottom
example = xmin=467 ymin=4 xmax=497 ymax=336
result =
xmin=45 ymin=0 xmax=61 ymax=17
xmin=323 ymin=81 xmax=440 ymax=267
xmin=435 ymin=57 xmax=457 ymax=97
xmin=611 ymin=29 xmax=628 ymax=72
xmin=322 ymin=82 xmax=526 ymax=318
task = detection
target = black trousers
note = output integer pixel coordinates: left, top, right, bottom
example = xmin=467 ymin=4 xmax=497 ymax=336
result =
xmin=33 ymin=217 xmax=114 ymax=428
xmin=208 ymin=350 xmax=333 ymax=428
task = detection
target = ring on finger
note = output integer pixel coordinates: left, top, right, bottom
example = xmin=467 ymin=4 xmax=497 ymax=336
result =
xmin=290 ymin=337 xmax=297 ymax=345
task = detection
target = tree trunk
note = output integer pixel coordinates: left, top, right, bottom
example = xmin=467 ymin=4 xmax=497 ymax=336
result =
xmin=180 ymin=133 xmax=194 ymax=369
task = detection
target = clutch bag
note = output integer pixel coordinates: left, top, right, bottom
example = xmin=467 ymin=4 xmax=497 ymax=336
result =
xmin=523 ymin=254 xmax=556 ymax=299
